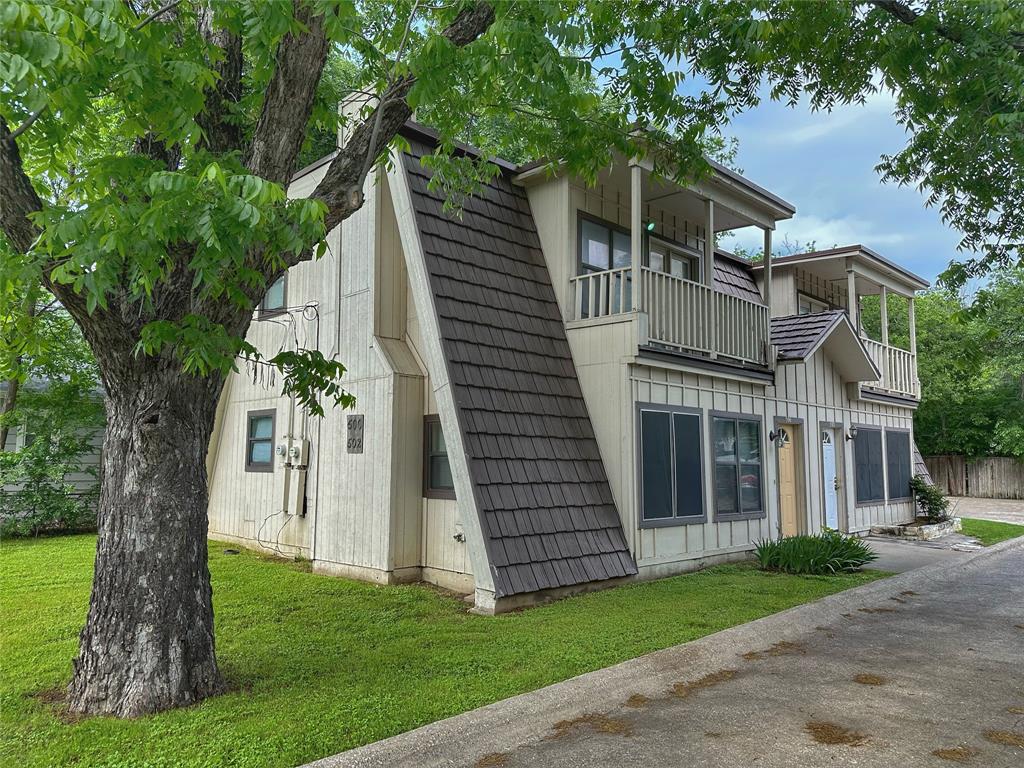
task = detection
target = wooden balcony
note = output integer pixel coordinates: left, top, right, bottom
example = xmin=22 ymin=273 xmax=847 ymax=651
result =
xmin=861 ymin=337 xmax=918 ymax=398
xmin=569 ymin=266 xmax=770 ymax=366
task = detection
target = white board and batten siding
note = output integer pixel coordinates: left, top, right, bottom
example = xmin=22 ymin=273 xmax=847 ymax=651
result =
xmin=206 ymin=164 xmax=474 ymax=590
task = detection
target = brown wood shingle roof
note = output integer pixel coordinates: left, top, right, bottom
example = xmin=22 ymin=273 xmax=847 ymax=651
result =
xmin=401 ymin=137 xmax=637 ymax=598
xmin=770 ymin=311 xmax=847 ymax=360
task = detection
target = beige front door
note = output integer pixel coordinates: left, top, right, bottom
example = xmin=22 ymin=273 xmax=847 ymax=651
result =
xmin=778 ymin=425 xmax=801 ymax=537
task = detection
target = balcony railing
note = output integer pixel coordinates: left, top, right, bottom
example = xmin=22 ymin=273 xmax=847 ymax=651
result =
xmin=569 ymin=266 xmax=769 ymax=366
xmin=861 ymin=337 xmax=918 ymax=398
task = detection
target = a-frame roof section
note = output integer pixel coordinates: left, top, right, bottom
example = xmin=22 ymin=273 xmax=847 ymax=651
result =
xmin=398 ymin=128 xmax=637 ymax=599
xmin=771 ymin=310 xmax=880 ymax=382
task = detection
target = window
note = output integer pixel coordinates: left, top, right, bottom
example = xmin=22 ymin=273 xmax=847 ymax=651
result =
xmin=424 ymin=416 xmax=455 ymax=499
xmin=886 ymin=430 xmax=912 ymax=500
xmin=259 ymin=275 xmax=287 ymax=317
xmin=579 ymin=216 xmax=632 ymax=273
xmin=648 ymin=237 xmax=700 ymax=282
xmin=638 ymin=405 xmax=705 ymax=526
xmin=577 ymin=214 xmax=633 ymax=316
xmin=712 ymin=415 xmax=764 ymax=518
xmin=797 ymin=293 xmax=829 ymax=315
xmin=853 ymin=427 xmax=884 ymax=503
xmin=245 ymin=410 xmax=275 ymax=472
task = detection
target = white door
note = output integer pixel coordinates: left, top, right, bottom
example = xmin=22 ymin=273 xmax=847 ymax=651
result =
xmin=821 ymin=430 xmax=839 ymax=529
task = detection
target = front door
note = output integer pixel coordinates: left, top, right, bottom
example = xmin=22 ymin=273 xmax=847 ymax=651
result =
xmin=777 ymin=426 xmax=801 ymax=537
xmin=821 ymin=430 xmax=840 ymax=530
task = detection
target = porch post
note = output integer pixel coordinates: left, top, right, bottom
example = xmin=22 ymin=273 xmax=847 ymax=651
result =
xmin=845 ymin=263 xmax=859 ymax=333
xmin=908 ymin=295 xmax=918 ymax=395
xmin=704 ymin=198 xmax=717 ymax=357
xmin=630 ymin=160 xmax=643 ymax=312
xmin=879 ymin=284 xmax=890 ymax=389
xmin=763 ymin=227 xmax=773 ymax=365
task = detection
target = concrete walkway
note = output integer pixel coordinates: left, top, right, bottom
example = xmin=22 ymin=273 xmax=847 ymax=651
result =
xmin=306 ymin=538 xmax=1024 ymax=768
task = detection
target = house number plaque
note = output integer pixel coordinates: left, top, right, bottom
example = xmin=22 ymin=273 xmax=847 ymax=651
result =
xmin=347 ymin=415 xmax=364 ymax=454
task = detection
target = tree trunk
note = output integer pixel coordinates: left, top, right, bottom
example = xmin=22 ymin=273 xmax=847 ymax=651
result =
xmin=67 ymin=360 xmax=226 ymax=717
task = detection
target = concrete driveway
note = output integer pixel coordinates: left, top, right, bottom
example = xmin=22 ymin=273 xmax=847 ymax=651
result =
xmin=307 ymin=538 xmax=1024 ymax=768
xmin=949 ymin=496 xmax=1024 ymax=526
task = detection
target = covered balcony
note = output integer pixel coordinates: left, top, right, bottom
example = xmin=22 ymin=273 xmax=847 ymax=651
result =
xmin=751 ymin=246 xmax=929 ymax=399
xmin=556 ymin=156 xmax=796 ymax=368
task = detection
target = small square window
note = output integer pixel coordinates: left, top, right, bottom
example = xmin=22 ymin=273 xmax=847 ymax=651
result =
xmin=424 ymin=416 xmax=455 ymax=499
xmin=246 ymin=410 xmax=275 ymax=472
xmin=259 ymin=275 xmax=287 ymax=317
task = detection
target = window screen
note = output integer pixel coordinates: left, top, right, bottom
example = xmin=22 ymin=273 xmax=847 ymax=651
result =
xmin=638 ymin=407 xmax=704 ymax=524
xmin=712 ymin=415 xmax=764 ymax=517
xmin=854 ymin=428 xmax=885 ymax=502
xmin=246 ymin=410 xmax=275 ymax=472
xmin=886 ymin=430 xmax=912 ymax=500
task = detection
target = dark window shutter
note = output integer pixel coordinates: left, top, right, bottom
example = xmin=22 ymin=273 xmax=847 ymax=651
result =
xmin=855 ymin=429 xmax=885 ymax=503
xmin=886 ymin=431 xmax=911 ymax=499
xmin=640 ymin=410 xmax=673 ymax=520
xmin=673 ymin=413 xmax=702 ymax=518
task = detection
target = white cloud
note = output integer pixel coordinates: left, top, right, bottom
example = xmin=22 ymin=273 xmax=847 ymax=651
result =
xmin=724 ymin=213 xmax=907 ymax=256
xmin=755 ymin=90 xmax=898 ymax=147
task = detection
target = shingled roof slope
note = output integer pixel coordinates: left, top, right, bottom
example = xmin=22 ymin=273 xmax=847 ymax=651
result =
xmin=714 ymin=254 xmax=763 ymax=302
xmin=771 ymin=311 xmax=847 ymax=360
xmin=401 ymin=136 xmax=637 ymax=598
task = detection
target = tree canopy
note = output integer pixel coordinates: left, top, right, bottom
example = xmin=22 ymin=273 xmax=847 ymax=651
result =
xmin=910 ymin=269 xmax=1024 ymax=459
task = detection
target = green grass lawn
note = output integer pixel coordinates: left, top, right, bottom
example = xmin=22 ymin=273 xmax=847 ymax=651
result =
xmin=1 ymin=534 xmax=886 ymax=768
xmin=961 ymin=517 xmax=1024 ymax=546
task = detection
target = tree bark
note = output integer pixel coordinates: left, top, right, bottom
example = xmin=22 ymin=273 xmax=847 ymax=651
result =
xmin=66 ymin=351 xmax=226 ymax=717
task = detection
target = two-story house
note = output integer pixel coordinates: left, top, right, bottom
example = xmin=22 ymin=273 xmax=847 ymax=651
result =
xmin=206 ymin=121 xmax=928 ymax=613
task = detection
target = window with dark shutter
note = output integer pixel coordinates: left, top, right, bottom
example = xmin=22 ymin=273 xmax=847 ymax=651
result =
xmin=638 ymin=405 xmax=705 ymax=526
xmin=854 ymin=428 xmax=885 ymax=503
xmin=886 ymin=430 xmax=912 ymax=500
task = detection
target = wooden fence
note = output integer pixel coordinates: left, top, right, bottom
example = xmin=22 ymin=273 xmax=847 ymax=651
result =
xmin=924 ymin=455 xmax=1024 ymax=500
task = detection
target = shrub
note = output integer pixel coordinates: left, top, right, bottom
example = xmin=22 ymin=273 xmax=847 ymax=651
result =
xmin=909 ymin=474 xmax=950 ymax=523
xmin=755 ymin=530 xmax=878 ymax=575
xmin=0 ymin=427 xmax=100 ymax=537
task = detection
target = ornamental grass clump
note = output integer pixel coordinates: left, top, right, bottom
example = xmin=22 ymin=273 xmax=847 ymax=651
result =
xmin=755 ymin=530 xmax=878 ymax=575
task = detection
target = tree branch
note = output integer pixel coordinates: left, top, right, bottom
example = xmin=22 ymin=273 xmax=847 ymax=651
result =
xmin=310 ymin=1 xmax=496 ymax=235
xmin=197 ymin=3 xmax=243 ymax=154
xmin=245 ymin=1 xmax=331 ymax=185
xmin=869 ymin=0 xmax=1024 ymax=52
xmin=135 ymin=0 xmax=182 ymax=31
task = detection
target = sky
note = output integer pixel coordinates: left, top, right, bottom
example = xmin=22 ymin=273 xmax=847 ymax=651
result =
xmin=717 ymin=90 xmax=965 ymax=287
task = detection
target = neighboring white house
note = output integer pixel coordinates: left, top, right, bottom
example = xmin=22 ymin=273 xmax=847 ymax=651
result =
xmin=206 ymin=121 xmax=928 ymax=613
xmin=1 ymin=381 xmax=103 ymax=501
